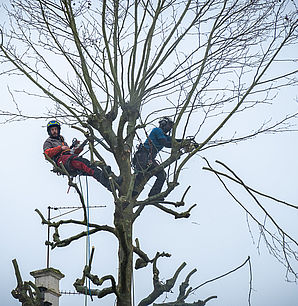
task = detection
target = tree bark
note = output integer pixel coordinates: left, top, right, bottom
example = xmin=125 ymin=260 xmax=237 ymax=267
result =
xmin=114 ymin=201 xmax=133 ymax=306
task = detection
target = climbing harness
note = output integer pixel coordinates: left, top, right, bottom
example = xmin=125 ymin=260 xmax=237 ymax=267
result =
xmin=85 ymin=176 xmax=92 ymax=302
xmin=51 ymin=155 xmax=88 ymax=178
xmin=50 ymin=136 xmax=68 ymax=163
xmin=132 ymin=118 xmax=155 ymax=175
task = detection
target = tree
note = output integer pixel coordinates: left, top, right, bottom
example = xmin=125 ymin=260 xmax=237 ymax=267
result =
xmin=1 ymin=0 xmax=298 ymax=305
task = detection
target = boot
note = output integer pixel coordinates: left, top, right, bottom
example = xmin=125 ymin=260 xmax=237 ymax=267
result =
xmin=132 ymin=190 xmax=138 ymax=197
xmin=108 ymin=175 xmax=123 ymax=191
xmin=103 ymin=165 xmax=112 ymax=178
xmin=115 ymin=175 xmax=123 ymax=187
xmin=93 ymin=168 xmax=111 ymax=191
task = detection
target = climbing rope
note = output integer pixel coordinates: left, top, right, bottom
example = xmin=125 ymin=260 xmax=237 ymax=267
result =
xmin=85 ymin=176 xmax=92 ymax=301
xmin=78 ymin=176 xmax=92 ymax=305
xmin=132 ymin=268 xmax=136 ymax=306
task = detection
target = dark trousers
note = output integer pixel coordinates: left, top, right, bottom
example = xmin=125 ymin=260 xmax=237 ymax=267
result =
xmin=133 ymin=148 xmax=166 ymax=197
xmin=57 ymin=154 xmax=110 ymax=189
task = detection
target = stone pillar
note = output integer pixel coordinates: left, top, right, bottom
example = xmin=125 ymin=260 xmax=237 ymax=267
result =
xmin=30 ymin=268 xmax=64 ymax=306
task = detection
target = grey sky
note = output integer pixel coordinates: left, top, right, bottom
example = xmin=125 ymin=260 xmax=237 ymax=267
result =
xmin=1 ymin=1 xmax=298 ymax=306
xmin=1 ymin=83 xmax=298 ymax=306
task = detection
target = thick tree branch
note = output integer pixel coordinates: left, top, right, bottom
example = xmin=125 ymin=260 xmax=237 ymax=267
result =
xmin=74 ymin=247 xmax=119 ymax=299
xmin=11 ymin=259 xmax=43 ymax=306
xmin=138 ymin=252 xmax=185 ymax=306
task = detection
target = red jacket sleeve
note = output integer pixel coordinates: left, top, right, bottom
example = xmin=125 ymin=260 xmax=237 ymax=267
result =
xmin=44 ymin=146 xmax=62 ymax=159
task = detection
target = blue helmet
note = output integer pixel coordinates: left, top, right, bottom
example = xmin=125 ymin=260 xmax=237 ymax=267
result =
xmin=47 ymin=120 xmax=61 ymax=136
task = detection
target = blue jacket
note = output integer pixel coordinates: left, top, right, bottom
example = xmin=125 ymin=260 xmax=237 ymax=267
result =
xmin=143 ymin=127 xmax=172 ymax=158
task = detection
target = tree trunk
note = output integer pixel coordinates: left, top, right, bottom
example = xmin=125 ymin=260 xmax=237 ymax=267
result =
xmin=114 ymin=202 xmax=133 ymax=306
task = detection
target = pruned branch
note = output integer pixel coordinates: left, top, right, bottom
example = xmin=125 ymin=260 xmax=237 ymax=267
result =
xmin=152 ymin=203 xmax=197 ymax=219
xmin=35 ymin=208 xmax=117 ymax=249
xmin=133 ymin=238 xmax=172 ymax=270
xmin=133 ymin=238 xmax=152 ymax=270
xmin=138 ymin=252 xmax=185 ymax=306
xmin=177 ymin=268 xmax=197 ymax=302
xmin=134 ymin=184 xmax=196 ymax=220
xmin=11 ymin=259 xmax=43 ymax=306
xmin=153 ymin=296 xmax=217 ymax=306
xmin=74 ymin=246 xmax=119 ymax=299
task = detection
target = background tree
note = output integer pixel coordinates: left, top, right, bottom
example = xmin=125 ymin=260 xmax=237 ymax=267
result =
xmin=0 ymin=0 xmax=298 ymax=305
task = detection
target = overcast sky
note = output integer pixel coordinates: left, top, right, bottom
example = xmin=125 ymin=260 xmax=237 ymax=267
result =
xmin=1 ymin=75 xmax=298 ymax=306
xmin=1 ymin=1 xmax=298 ymax=306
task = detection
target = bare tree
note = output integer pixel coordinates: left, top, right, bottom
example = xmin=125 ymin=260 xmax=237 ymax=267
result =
xmin=1 ymin=0 xmax=298 ymax=305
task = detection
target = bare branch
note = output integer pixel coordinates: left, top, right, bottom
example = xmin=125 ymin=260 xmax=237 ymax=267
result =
xmin=138 ymin=252 xmax=184 ymax=306
xmin=203 ymin=158 xmax=298 ymax=281
xmin=74 ymin=247 xmax=119 ymax=299
xmin=11 ymin=259 xmax=43 ymax=306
